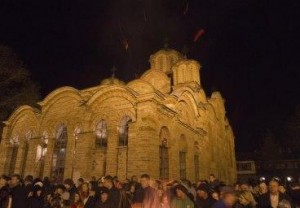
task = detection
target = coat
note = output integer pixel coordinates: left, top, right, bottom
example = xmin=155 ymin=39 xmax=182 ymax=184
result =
xmin=11 ymin=184 xmax=29 ymax=208
xmin=0 ymin=186 xmax=10 ymax=208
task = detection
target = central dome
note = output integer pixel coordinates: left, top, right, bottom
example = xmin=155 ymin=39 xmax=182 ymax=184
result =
xmin=149 ymin=48 xmax=184 ymax=74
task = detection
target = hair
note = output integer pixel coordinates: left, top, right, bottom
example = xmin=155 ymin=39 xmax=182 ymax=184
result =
xmin=141 ymin=174 xmax=150 ymax=180
xmin=24 ymin=175 xmax=33 ymax=182
xmin=210 ymin=174 xmax=215 ymax=178
xmin=78 ymin=178 xmax=84 ymax=183
xmin=11 ymin=174 xmax=21 ymax=181
xmin=104 ymin=175 xmax=113 ymax=183
xmin=269 ymin=179 xmax=280 ymax=185
xmin=238 ymin=191 xmax=256 ymax=207
xmin=0 ymin=175 xmax=10 ymax=182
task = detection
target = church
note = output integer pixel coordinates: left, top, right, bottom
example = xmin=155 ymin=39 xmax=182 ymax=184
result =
xmin=0 ymin=48 xmax=237 ymax=183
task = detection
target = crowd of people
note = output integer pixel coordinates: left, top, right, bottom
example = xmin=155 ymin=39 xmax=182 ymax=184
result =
xmin=0 ymin=173 xmax=300 ymax=208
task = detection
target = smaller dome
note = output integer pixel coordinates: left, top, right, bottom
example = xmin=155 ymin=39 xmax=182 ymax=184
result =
xmin=100 ymin=77 xmax=125 ymax=85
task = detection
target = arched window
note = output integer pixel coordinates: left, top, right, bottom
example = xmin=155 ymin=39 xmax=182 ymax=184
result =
xmin=21 ymin=131 xmax=32 ymax=177
xmin=179 ymin=134 xmax=187 ymax=180
xmin=95 ymin=120 xmax=108 ymax=148
xmin=9 ymin=135 xmax=19 ymax=175
xmin=118 ymin=116 xmax=132 ymax=146
xmin=52 ymin=124 xmax=68 ymax=182
xmin=159 ymin=127 xmax=170 ymax=179
xmin=194 ymin=141 xmax=200 ymax=181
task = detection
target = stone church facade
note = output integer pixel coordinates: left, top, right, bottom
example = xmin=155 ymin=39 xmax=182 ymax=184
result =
xmin=0 ymin=48 xmax=236 ymax=183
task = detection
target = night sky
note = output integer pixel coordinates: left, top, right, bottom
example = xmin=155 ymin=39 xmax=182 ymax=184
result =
xmin=1 ymin=0 xmax=299 ymax=152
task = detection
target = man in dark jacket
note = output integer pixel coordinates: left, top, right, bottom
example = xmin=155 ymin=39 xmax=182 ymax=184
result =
xmin=10 ymin=174 xmax=29 ymax=208
xmin=103 ymin=175 xmax=121 ymax=208
xmin=0 ymin=175 xmax=10 ymax=208
xmin=258 ymin=179 xmax=292 ymax=208
xmin=196 ymin=184 xmax=217 ymax=208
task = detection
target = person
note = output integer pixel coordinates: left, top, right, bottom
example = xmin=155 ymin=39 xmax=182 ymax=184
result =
xmin=133 ymin=174 xmax=160 ymax=208
xmin=24 ymin=175 xmax=34 ymax=198
xmin=213 ymin=187 xmax=236 ymax=208
xmin=63 ymin=178 xmax=77 ymax=203
xmin=195 ymin=184 xmax=217 ymax=208
xmin=161 ymin=193 xmax=171 ymax=208
xmin=171 ymin=184 xmax=194 ymax=208
xmin=258 ymin=182 xmax=268 ymax=196
xmin=70 ymin=192 xmax=84 ymax=208
xmin=77 ymin=178 xmax=84 ymax=190
xmin=29 ymin=185 xmax=44 ymax=208
xmin=95 ymin=188 xmax=110 ymax=208
xmin=103 ymin=175 xmax=121 ymax=208
xmin=236 ymin=191 xmax=256 ymax=208
xmin=209 ymin=175 xmax=220 ymax=191
xmin=258 ymin=179 xmax=292 ymax=208
xmin=0 ymin=175 xmax=10 ymax=208
xmin=83 ymin=182 xmax=97 ymax=208
xmin=10 ymin=174 xmax=29 ymax=208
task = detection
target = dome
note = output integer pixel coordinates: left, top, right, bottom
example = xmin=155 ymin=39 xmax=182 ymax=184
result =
xmin=149 ymin=48 xmax=184 ymax=74
xmin=100 ymin=77 xmax=125 ymax=85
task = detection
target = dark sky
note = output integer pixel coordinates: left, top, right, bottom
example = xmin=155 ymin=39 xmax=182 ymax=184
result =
xmin=1 ymin=0 xmax=299 ymax=152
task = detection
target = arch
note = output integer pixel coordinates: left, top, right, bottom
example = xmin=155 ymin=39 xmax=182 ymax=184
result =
xmin=159 ymin=126 xmax=170 ymax=146
xmin=3 ymin=105 xmax=40 ymax=142
xmin=39 ymin=86 xmax=81 ymax=107
xmin=39 ymin=87 xmax=83 ymax=122
xmin=87 ymin=85 xmax=137 ymax=108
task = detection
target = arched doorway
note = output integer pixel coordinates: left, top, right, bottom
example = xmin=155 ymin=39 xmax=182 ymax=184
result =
xmin=52 ymin=124 xmax=68 ymax=182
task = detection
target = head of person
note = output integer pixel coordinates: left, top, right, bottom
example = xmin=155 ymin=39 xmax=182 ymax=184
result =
xmin=10 ymin=174 xmax=21 ymax=187
xmin=55 ymin=184 xmax=66 ymax=196
xmin=74 ymin=192 xmax=81 ymax=203
xmin=33 ymin=185 xmax=43 ymax=197
xmin=238 ymin=191 xmax=256 ymax=207
xmin=140 ymin=174 xmax=151 ymax=189
xmin=209 ymin=174 xmax=216 ymax=182
xmin=103 ymin=175 xmax=114 ymax=189
xmin=81 ymin=182 xmax=89 ymax=192
xmin=0 ymin=175 xmax=9 ymax=187
xmin=279 ymin=185 xmax=286 ymax=194
xmin=269 ymin=179 xmax=280 ymax=195
xmin=77 ymin=178 xmax=84 ymax=187
xmin=240 ymin=183 xmax=250 ymax=191
xmin=131 ymin=175 xmax=138 ymax=182
xmin=259 ymin=182 xmax=268 ymax=194
xmin=175 ymin=184 xmax=189 ymax=199
xmin=24 ymin=175 xmax=33 ymax=185
xmin=100 ymin=188 xmax=109 ymax=203
xmin=196 ymin=184 xmax=209 ymax=199
xmin=212 ymin=191 xmax=220 ymax=201
xmin=221 ymin=187 xmax=237 ymax=207
xmin=63 ymin=178 xmax=74 ymax=190
xmin=161 ymin=194 xmax=170 ymax=205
